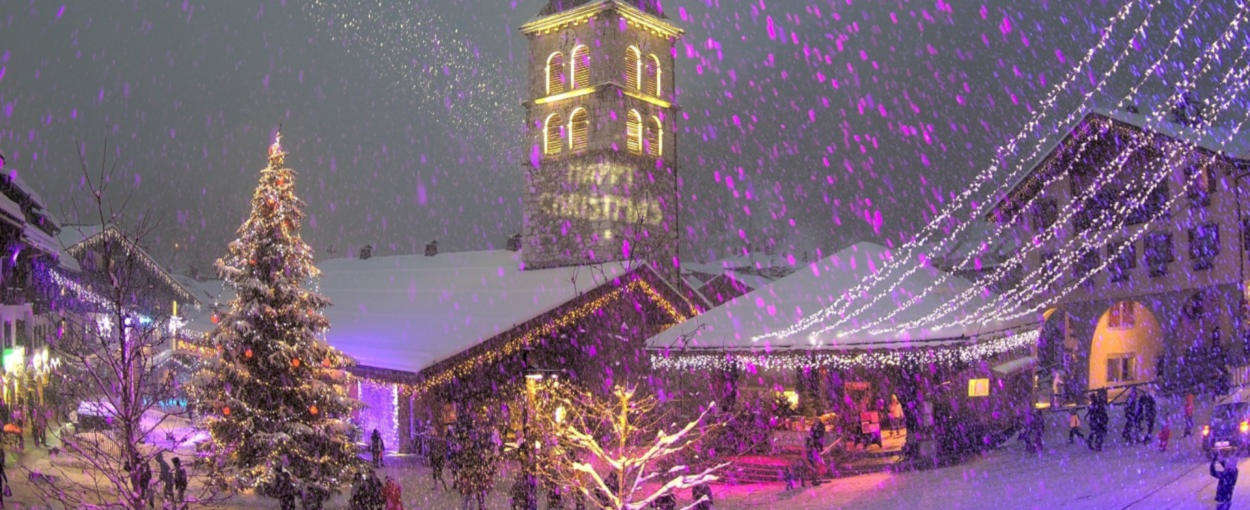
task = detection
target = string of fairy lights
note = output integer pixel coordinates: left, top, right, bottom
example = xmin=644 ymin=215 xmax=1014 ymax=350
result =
xmin=754 ymin=2 xmax=1247 ymax=347
xmin=752 ymin=0 xmax=1168 ymax=343
xmin=650 ymin=330 xmax=1040 ymax=371
xmin=797 ymin=0 xmax=1220 ymax=343
xmin=905 ymin=17 xmax=1250 ymax=334
xmin=64 ymin=226 xmax=198 ymax=304
xmin=392 ymin=276 xmax=688 ymax=398
xmin=870 ymin=45 xmax=1250 ymax=339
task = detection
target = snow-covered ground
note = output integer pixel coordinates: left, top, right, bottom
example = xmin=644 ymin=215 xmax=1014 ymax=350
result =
xmin=4 ymin=397 xmax=1246 ymax=508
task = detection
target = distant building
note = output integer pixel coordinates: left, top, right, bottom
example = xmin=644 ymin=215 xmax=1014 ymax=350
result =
xmin=520 ymin=0 xmax=683 ymax=280
xmin=991 ymin=108 xmax=1250 ymax=393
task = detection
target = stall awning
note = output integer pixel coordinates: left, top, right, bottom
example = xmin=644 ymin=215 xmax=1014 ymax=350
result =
xmin=992 ymin=355 xmax=1037 ymax=376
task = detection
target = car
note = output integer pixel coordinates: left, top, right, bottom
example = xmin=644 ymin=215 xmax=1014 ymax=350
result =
xmin=1202 ymin=388 xmax=1250 ymax=457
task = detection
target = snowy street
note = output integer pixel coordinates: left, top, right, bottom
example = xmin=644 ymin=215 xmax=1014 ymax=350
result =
xmin=4 ymin=402 xmax=1240 ymax=509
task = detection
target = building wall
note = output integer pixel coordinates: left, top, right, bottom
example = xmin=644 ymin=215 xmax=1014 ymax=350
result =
xmin=1002 ymin=116 xmax=1249 ymax=390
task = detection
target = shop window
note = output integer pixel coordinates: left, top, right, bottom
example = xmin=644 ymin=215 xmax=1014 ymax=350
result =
xmin=1144 ymin=232 xmax=1173 ymax=277
xmin=1106 ymin=355 xmax=1135 ymax=384
xmin=1107 ymin=301 xmax=1136 ymax=329
xmin=1107 ymin=240 xmax=1136 ymax=282
xmin=1185 ymin=163 xmax=1214 ymax=207
xmin=1074 ymin=249 xmax=1099 ymax=280
xmin=1032 ymin=198 xmax=1058 ymax=231
xmin=1127 ymin=181 xmax=1169 ymax=225
xmin=1188 ymin=223 xmax=1219 ymax=271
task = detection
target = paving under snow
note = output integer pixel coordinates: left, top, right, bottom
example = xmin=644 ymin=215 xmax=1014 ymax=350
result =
xmin=5 ymin=397 xmax=1246 ymax=508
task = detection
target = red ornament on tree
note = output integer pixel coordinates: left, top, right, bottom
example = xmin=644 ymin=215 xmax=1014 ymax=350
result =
xmin=308 ymin=405 xmax=318 ymax=415
xmin=222 ymin=406 xmax=231 ymax=416
xmin=291 ymin=358 xmax=301 ymax=368
xmin=244 ymin=348 xmax=253 ymax=359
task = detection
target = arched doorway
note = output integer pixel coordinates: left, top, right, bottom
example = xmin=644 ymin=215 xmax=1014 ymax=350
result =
xmin=1088 ymin=300 xmax=1162 ymax=389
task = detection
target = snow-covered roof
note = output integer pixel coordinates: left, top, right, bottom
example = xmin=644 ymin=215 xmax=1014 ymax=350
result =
xmin=0 ymin=194 xmax=23 ymax=227
xmin=23 ymin=224 xmax=61 ymax=255
xmin=319 ymin=250 xmax=630 ymax=374
xmin=646 ymin=241 xmax=1038 ymax=353
xmin=56 ymin=224 xmax=104 ymax=250
xmin=996 ymin=106 xmax=1250 ymax=219
xmin=3 ymin=170 xmax=46 ymax=210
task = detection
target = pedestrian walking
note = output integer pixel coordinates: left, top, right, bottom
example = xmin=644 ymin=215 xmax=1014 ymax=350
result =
xmin=275 ymin=468 xmax=296 ymax=510
xmin=370 ymin=429 xmax=385 ymax=468
xmin=429 ymin=437 xmax=447 ymax=490
xmin=1051 ymin=370 xmax=1064 ymax=408
xmin=888 ymin=396 xmax=905 ymax=436
xmin=1122 ymin=388 xmax=1138 ymax=443
xmin=1068 ymin=409 xmax=1085 ymax=444
xmin=157 ymin=453 xmax=174 ymax=506
xmin=139 ymin=456 xmax=154 ymax=509
xmin=1183 ymin=392 xmax=1196 ymax=437
xmin=1138 ymin=390 xmax=1156 ymax=444
xmin=383 ymin=475 xmax=403 ymax=510
xmin=1087 ymin=390 xmax=1108 ymax=452
xmin=1211 ymin=457 xmax=1238 ymax=510
xmin=171 ymin=457 xmax=187 ymax=508
xmin=1157 ymin=423 xmax=1170 ymax=452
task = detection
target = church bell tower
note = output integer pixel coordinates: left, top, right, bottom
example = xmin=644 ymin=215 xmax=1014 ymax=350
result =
xmin=519 ymin=0 xmax=682 ymax=280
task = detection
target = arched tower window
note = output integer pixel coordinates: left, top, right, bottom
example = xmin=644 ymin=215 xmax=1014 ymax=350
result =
xmin=568 ymin=108 xmax=590 ymax=153
xmin=626 ymin=109 xmax=643 ymax=155
xmin=571 ymin=45 xmax=590 ymax=89
xmin=646 ymin=54 xmax=662 ymax=97
xmin=545 ymin=52 xmax=566 ymax=95
xmin=626 ymin=46 xmax=642 ymax=90
xmin=544 ymin=112 xmax=564 ymax=156
xmin=646 ymin=115 xmax=662 ymax=157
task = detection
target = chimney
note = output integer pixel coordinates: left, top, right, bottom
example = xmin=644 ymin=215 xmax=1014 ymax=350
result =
xmin=424 ymin=240 xmax=439 ymax=257
xmin=506 ymin=233 xmax=522 ymax=252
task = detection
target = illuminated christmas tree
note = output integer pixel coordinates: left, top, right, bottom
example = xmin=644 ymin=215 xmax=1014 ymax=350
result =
xmin=192 ymin=132 xmax=361 ymax=506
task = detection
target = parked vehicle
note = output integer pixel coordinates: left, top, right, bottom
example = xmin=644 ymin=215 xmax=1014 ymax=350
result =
xmin=1202 ymin=388 xmax=1250 ymax=458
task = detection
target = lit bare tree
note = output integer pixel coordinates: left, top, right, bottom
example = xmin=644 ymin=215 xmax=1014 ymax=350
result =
xmin=25 ymin=140 xmax=224 ymax=509
xmin=532 ymin=384 xmax=726 ymax=510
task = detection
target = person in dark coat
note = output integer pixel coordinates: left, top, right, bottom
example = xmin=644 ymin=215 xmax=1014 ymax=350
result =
xmin=157 ymin=453 xmax=174 ymax=504
xmin=275 ymin=468 xmax=297 ymax=510
xmin=1122 ymin=388 xmax=1138 ymax=443
xmin=1087 ymin=392 xmax=1108 ymax=452
xmin=1138 ymin=392 xmax=1156 ymax=444
xmin=370 ymin=429 xmax=385 ymax=468
xmin=652 ymin=493 xmax=677 ymax=510
xmin=428 ymin=436 xmax=447 ymax=490
xmin=1211 ymin=457 xmax=1238 ymax=510
xmin=171 ymin=457 xmax=187 ymax=509
xmin=810 ymin=419 xmax=826 ymax=452
xmin=692 ymin=483 xmax=713 ymax=510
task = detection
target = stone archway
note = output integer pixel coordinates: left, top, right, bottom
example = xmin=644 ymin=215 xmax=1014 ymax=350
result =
xmin=1088 ymin=300 xmax=1163 ymax=389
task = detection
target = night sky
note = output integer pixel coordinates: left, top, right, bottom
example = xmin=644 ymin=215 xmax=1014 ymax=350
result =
xmin=0 ymin=0 xmax=1236 ymax=273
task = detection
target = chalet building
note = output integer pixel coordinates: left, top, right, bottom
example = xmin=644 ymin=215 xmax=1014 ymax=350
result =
xmin=991 ymin=107 xmax=1250 ymax=395
xmin=0 ymin=155 xmax=68 ymax=404
xmin=55 ymin=225 xmax=202 ymax=371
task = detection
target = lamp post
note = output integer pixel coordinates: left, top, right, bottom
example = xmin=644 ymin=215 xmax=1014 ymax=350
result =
xmin=520 ymin=348 xmax=560 ymax=508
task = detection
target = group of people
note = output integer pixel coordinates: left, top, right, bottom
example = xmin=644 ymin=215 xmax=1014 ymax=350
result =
xmin=124 ymin=452 xmax=188 ymax=509
xmin=348 ymin=468 xmax=403 ymax=510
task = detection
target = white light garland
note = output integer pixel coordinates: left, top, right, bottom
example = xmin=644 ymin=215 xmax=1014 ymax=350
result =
xmin=808 ymin=1 xmax=1228 ymax=342
xmin=650 ymin=330 xmax=1039 ymax=371
xmin=755 ymin=0 xmax=1179 ymax=343
xmin=945 ymin=29 xmax=1250 ymax=330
